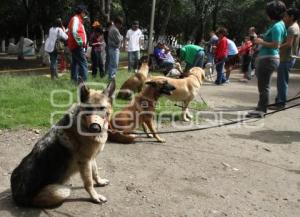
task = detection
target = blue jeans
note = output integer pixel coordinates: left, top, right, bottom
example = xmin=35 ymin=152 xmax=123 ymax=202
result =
xmin=276 ymin=59 xmax=295 ymax=105
xmin=128 ymin=51 xmax=140 ymax=72
xmin=193 ymin=50 xmax=205 ymax=68
xmin=49 ymin=51 xmax=58 ymax=79
xmin=71 ymin=47 xmax=88 ymax=83
xmin=207 ymin=52 xmax=214 ymax=64
xmin=108 ymin=47 xmax=120 ymax=80
xmin=160 ymin=60 xmax=174 ymax=71
xmin=215 ymin=58 xmax=227 ymax=84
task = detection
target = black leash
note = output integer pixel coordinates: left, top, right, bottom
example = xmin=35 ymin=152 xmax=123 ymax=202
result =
xmin=174 ymin=95 xmax=300 ymax=113
xmin=112 ymin=101 xmax=300 ymax=136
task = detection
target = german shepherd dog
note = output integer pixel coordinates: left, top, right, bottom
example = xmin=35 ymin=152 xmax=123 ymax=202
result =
xmin=10 ymin=80 xmax=116 ymax=207
xmin=109 ymin=79 xmax=176 ymax=144
xmin=151 ymin=67 xmax=205 ymax=121
xmin=117 ymin=56 xmax=150 ymax=99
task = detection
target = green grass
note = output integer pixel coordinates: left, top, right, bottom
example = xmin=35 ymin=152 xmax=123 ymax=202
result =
xmin=0 ymin=70 xmax=207 ymax=129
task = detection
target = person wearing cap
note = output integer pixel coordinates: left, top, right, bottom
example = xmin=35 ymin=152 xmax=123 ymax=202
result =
xmin=107 ymin=17 xmax=124 ymax=80
xmin=67 ymin=5 xmax=88 ymax=83
xmin=125 ymin=21 xmax=143 ymax=72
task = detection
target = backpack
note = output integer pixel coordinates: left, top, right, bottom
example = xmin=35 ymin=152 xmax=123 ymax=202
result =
xmin=55 ymin=29 xmax=65 ymax=53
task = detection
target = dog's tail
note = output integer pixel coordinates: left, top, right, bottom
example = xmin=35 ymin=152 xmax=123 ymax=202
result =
xmin=32 ymin=184 xmax=71 ymax=207
xmin=108 ymin=130 xmax=135 ymax=144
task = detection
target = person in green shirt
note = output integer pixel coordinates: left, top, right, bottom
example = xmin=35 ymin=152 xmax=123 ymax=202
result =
xmin=176 ymin=44 xmax=205 ymax=71
xmin=247 ymin=0 xmax=287 ymax=118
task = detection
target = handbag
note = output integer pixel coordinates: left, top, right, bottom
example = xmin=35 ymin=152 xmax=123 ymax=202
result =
xmin=55 ymin=29 xmax=65 ymax=53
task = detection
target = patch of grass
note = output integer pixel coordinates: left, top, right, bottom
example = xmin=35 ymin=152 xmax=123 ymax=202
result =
xmin=0 ymin=70 xmax=207 ymax=129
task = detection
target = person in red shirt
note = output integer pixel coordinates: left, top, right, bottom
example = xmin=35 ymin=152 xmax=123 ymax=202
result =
xmin=67 ymin=5 xmax=88 ymax=83
xmin=238 ymin=36 xmax=253 ymax=82
xmin=214 ymin=27 xmax=228 ymax=85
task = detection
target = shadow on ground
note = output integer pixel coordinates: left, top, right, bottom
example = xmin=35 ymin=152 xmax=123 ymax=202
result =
xmin=0 ymin=189 xmax=42 ymax=217
xmin=230 ymin=129 xmax=300 ymax=144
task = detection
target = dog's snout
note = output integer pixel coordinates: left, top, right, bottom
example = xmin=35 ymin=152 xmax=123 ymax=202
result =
xmin=89 ymin=123 xmax=102 ymax=133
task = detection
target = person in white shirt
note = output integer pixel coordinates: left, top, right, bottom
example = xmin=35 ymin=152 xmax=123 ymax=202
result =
xmin=45 ymin=18 xmax=68 ymax=80
xmin=126 ymin=21 xmax=143 ymax=72
xmin=225 ymin=39 xmax=239 ymax=80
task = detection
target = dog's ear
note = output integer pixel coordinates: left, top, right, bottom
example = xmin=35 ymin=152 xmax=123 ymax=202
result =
xmin=78 ymin=78 xmax=90 ymax=103
xmin=103 ymin=79 xmax=116 ymax=99
xmin=145 ymin=80 xmax=157 ymax=87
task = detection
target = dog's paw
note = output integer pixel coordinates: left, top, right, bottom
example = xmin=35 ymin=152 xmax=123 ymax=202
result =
xmin=186 ymin=113 xmax=193 ymax=119
xmin=182 ymin=118 xmax=190 ymax=122
xmin=98 ymin=194 xmax=107 ymax=203
xmin=95 ymin=178 xmax=110 ymax=187
xmin=92 ymin=194 xmax=107 ymax=204
xmin=157 ymin=138 xmax=166 ymax=143
xmin=147 ymin=134 xmax=154 ymax=138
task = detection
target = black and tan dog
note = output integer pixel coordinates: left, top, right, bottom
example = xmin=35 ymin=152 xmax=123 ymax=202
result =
xmin=109 ymin=79 xmax=175 ymax=144
xmin=10 ymin=80 xmax=115 ymax=207
xmin=151 ymin=67 xmax=205 ymax=121
xmin=117 ymin=56 xmax=150 ymax=99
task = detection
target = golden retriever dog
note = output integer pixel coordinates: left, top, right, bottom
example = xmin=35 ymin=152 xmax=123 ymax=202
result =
xmin=117 ymin=56 xmax=150 ymax=99
xmin=109 ymin=79 xmax=176 ymax=144
xmin=151 ymin=67 xmax=205 ymax=121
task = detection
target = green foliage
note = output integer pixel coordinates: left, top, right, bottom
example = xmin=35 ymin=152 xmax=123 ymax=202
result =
xmin=0 ymin=71 xmax=207 ymax=129
xmin=0 ymin=0 xmax=299 ymax=43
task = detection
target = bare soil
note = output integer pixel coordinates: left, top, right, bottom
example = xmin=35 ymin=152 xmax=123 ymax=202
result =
xmin=1 ymin=70 xmax=300 ymax=217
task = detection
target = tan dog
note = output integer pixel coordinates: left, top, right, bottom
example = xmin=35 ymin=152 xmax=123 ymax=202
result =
xmin=151 ymin=67 xmax=205 ymax=121
xmin=117 ymin=56 xmax=150 ymax=99
xmin=109 ymin=79 xmax=176 ymax=143
xmin=11 ymin=80 xmax=115 ymax=207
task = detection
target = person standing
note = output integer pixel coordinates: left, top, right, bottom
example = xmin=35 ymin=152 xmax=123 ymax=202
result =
xmin=176 ymin=44 xmax=205 ymax=72
xmin=214 ymin=27 xmax=228 ymax=85
xmin=67 ymin=5 xmax=88 ymax=83
xmin=126 ymin=21 xmax=143 ymax=72
xmin=247 ymin=1 xmax=287 ymax=118
xmin=45 ymin=18 xmax=68 ymax=80
xmin=107 ymin=17 xmax=123 ymax=80
xmin=238 ymin=36 xmax=253 ymax=82
xmin=225 ymin=38 xmax=238 ymax=80
xmin=90 ymin=24 xmax=106 ymax=78
xmin=207 ymin=31 xmax=219 ymax=63
xmin=271 ymin=8 xmax=299 ymax=110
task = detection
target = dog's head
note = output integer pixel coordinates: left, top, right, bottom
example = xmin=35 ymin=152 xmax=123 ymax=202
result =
xmin=188 ymin=67 xmax=206 ymax=84
xmin=137 ymin=56 xmax=151 ymax=69
xmin=79 ymin=79 xmax=115 ymax=134
xmin=145 ymin=79 xmax=176 ymax=96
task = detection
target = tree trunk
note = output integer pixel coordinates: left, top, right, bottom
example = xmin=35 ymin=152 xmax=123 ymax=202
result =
xmin=158 ymin=1 xmax=173 ymax=36
xmin=212 ymin=0 xmax=220 ymax=31
xmin=99 ymin=0 xmax=112 ymax=24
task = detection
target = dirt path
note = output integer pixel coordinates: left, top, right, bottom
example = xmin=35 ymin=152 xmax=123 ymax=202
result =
xmin=1 ymin=70 xmax=300 ymax=217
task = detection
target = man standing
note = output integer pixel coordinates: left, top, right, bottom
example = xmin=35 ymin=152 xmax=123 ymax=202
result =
xmin=207 ymin=31 xmax=219 ymax=63
xmin=67 ymin=5 xmax=88 ymax=83
xmin=126 ymin=21 xmax=143 ymax=72
xmin=271 ymin=8 xmax=299 ymax=110
xmin=108 ymin=17 xmax=124 ymax=80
